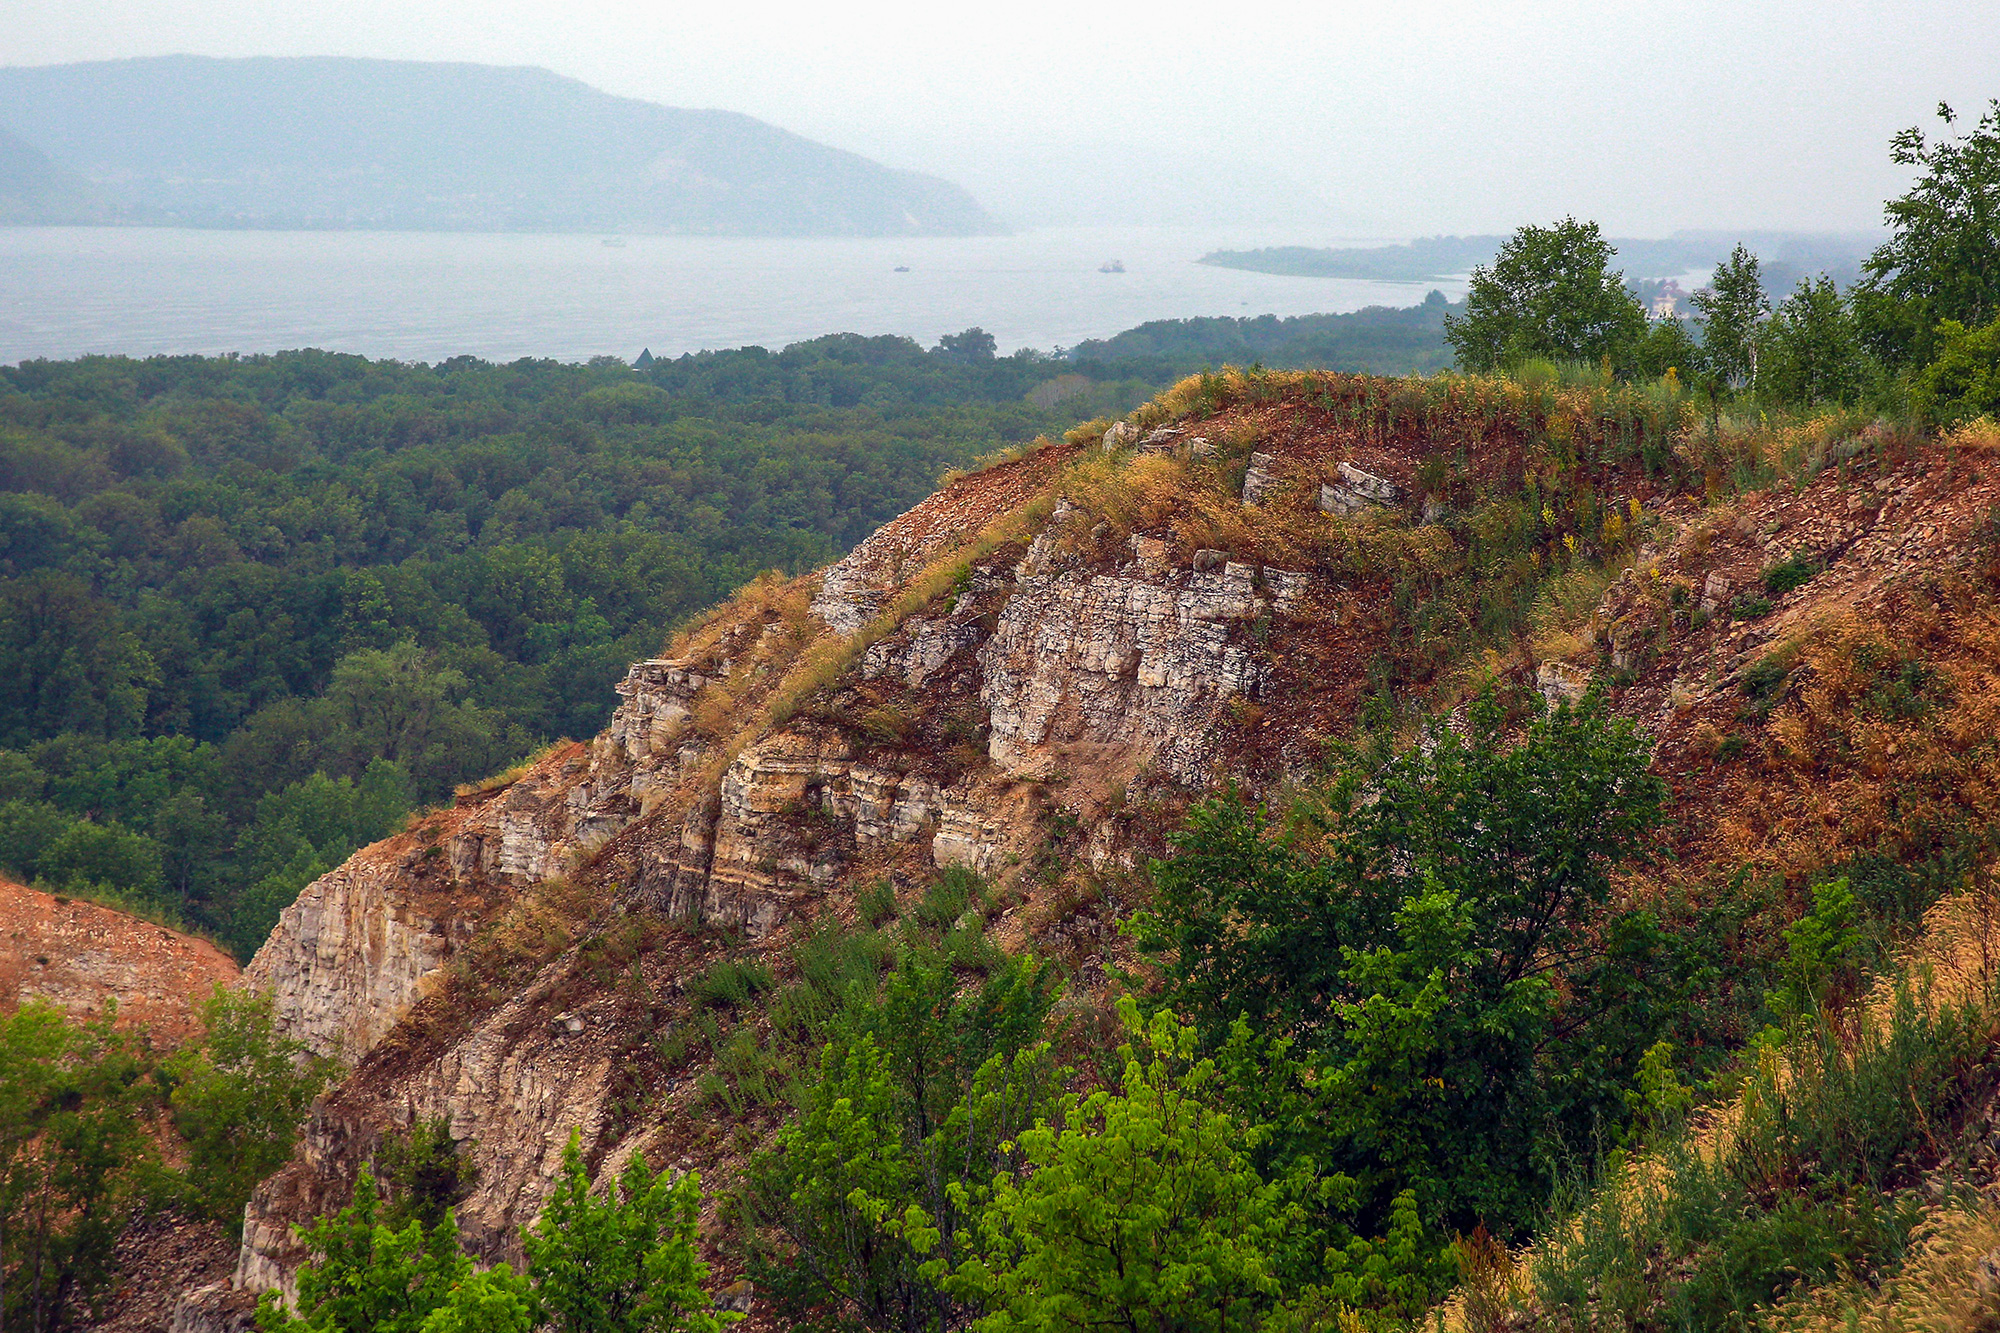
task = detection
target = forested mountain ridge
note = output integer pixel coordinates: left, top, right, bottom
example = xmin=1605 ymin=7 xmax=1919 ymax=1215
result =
xmin=0 ymin=56 xmax=999 ymax=234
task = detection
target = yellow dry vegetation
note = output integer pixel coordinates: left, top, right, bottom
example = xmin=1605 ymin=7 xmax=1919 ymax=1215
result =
xmin=1715 ymin=606 xmax=2000 ymax=888
xmin=1443 ymin=884 xmax=2000 ymax=1333
xmin=1757 ymin=1202 xmax=2000 ymax=1332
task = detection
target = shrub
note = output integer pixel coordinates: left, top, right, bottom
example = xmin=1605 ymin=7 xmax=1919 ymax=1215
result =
xmin=1138 ymin=690 xmax=1685 ymax=1249
xmin=1762 ymin=552 xmax=1823 ymax=597
xmin=687 ymin=956 xmax=775 ymax=1011
xmin=1908 ymin=314 xmax=2000 ymax=426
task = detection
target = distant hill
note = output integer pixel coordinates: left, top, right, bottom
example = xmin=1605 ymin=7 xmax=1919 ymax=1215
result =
xmin=0 ymin=123 xmax=101 ymax=223
xmin=1201 ymin=230 xmax=1880 ymax=285
xmin=0 ymin=56 xmax=1000 ymax=236
xmin=0 ymin=878 xmax=237 ymax=1046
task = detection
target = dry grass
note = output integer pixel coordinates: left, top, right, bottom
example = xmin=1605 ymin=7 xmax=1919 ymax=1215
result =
xmin=1708 ymin=602 xmax=2000 ymax=889
xmin=1946 ymin=417 xmax=2000 ymax=453
xmin=1757 ymin=1201 xmax=2000 ymax=1332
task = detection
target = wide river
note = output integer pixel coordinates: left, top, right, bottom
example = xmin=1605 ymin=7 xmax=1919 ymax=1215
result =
xmin=0 ymin=224 xmax=1466 ymax=364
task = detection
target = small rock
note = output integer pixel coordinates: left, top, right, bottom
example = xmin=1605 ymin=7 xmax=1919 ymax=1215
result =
xmin=1976 ymin=1247 xmax=2000 ymax=1296
xmin=1138 ymin=426 xmax=1186 ymax=453
xmin=1188 ymin=436 xmax=1216 ymax=458
xmin=1101 ymin=421 xmax=1138 ymax=451
xmin=1241 ymin=452 xmax=1278 ymax=504
xmin=715 ymin=1280 xmax=756 ymax=1314
xmin=1192 ymin=549 xmax=1228 ymax=572
xmin=1317 ymin=461 xmax=1399 ymax=515
xmin=1699 ymin=570 xmax=1731 ymax=614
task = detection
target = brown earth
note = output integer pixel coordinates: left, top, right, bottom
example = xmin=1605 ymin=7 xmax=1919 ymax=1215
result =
xmin=0 ymin=878 xmax=239 ymax=1046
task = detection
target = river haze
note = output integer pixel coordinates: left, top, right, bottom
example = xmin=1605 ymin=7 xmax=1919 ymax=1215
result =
xmin=0 ymin=225 xmax=1464 ymax=364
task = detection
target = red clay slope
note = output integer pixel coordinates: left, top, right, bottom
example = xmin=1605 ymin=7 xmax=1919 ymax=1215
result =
xmin=0 ymin=878 xmax=240 ymax=1046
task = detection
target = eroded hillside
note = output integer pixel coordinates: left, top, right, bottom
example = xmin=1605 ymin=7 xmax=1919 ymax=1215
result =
xmin=0 ymin=878 xmax=238 ymax=1045
xmin=188 ymin=372 xmax=2000 ymax=1328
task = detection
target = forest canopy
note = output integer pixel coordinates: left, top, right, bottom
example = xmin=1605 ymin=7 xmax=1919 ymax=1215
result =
xmin=0 ymin=334 xmax=1183 ymax=954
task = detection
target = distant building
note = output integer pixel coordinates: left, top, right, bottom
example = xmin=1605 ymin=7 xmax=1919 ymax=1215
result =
xmin=634 ymin=348 xmax=654 ymax=368
xmin=1651 ymin=280 xmax=1687 ymax=320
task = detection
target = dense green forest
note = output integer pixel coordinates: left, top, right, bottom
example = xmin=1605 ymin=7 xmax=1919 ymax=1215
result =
xmin=1065 ymin=295 xmax=1463 ymax=374
xmin=0 ymin=335 xmax=1179 ymax=955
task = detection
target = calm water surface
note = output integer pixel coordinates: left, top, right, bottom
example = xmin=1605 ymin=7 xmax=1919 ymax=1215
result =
xmin=0 ymin=225 xmax=1465 ymax=363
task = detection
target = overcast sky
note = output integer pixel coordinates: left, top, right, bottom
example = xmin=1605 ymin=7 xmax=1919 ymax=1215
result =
xmin=6 ymin=0 xmax=1995 ymax=237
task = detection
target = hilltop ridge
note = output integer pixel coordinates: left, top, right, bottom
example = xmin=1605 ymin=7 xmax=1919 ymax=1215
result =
xmin=165 ymin=369 xmax=2000 ymax=1330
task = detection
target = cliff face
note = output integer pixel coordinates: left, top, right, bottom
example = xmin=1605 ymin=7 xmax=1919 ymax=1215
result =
xmin=204 ymin=379 xmax=2000 ymax=1328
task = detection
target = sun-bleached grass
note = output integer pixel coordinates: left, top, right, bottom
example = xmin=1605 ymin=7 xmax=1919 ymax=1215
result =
xmin=1756 ymin=1199 xmax=2000 ymax=1333
xmin=1440 ymin=882 xmax=2000 ymax=1333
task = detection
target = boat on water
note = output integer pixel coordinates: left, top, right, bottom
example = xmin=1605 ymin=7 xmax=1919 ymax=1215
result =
xmin=1098 ymin=259 xmax=1125 ymax=273
xmin=893 ymin=265 xmax=910 ymax=272
xmin=601 ymin=237 xmax=627 ymax=248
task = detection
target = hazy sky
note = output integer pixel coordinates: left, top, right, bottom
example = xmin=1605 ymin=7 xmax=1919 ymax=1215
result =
xmin=6 ymin=0 xmax=1996 ymax=236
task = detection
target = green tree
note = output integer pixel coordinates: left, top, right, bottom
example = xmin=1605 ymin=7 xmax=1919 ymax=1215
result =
xmin=1857 ymin=99 xmax=2000 ymax=368
xmin=739 ymin=946 xmax=1059 ymax=1333
xmin=419 ymin=1267 xmax=535 ymax=1333
xmin=0 ymin=800 xmax=69 ymax=882
xmin=166 ymin=987 xmax=334 ymax=1227
xmin=1444 ymin=219 xmax=1648 ymax=371
xmin=256 ymin=1165 xmax=468 ymax=1333
xmin=1758 ymin=276 xmax=1870 ymax=406
xmin=1137 ymin=691 xmax=1686 ymax=1239
xmin=1690 ymin=245 xmax=1769 ymax=390
xmin=949 ymin=999 xmax=1288 ymax=1333
xmin=523 ymin=1133 xmax=735 ymax=1333
xmin=1908 ymin=313 xmax=2000 ymax=425
xmin=1630 ymin=316 xmax=1705 ymax=382
xmin=35 ymin=818 xmax=165 ymax=901
xmin=0 ymin=1003 xmax=157 ymax=1333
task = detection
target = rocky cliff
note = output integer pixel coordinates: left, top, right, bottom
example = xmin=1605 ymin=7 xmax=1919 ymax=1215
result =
xmin=199 ymin=376 xmax=2000 ymax=1327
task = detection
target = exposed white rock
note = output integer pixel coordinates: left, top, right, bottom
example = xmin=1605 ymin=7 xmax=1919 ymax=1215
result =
xmin=982 ymin=561 xmax=1268 ymax=784
xmin=1318 ymin=461 xmax=1401 ymax=515
xmin=1241 ymin=452 xmax=1279 ymax=504
xmin=861 ymin=615 xmax=981 ymax=688
xmin=1537 ymin=661 xmax=1592 ymax=706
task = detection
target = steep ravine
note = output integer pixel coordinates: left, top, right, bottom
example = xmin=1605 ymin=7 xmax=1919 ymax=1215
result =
xmin=184 ymin=382 xmax=2000 ymax=1329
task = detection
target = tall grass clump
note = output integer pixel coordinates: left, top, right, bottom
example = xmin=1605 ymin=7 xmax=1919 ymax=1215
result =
xmin=1456 ymin=887 xmax=2000 ymax=1333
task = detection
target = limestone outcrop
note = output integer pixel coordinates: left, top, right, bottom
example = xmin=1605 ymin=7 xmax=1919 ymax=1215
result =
xmin=223 ymin=417 xmax=1353 ymax=1308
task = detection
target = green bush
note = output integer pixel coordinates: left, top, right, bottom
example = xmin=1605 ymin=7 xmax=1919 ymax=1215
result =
xmin=687 ymin=956 xmax=775 ymax=1011
xmin=1908 ymin=314 xmax=2000 ymax=425
xmin=1137 ymin=689 xmax=1688 ymax=1252
xmin=1528 ymin=969 xmax=1991 ymax=1330
xmin=1761 ymin=551 xmax=1823 ymax=597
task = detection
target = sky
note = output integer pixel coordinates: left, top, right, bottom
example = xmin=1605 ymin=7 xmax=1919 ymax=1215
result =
xmin=5 ymin=0 xmax=1997 ymax=238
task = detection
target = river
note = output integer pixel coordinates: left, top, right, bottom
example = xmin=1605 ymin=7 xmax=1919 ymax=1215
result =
xmin=0 ymin=224 xmax=1465 ymax=364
